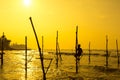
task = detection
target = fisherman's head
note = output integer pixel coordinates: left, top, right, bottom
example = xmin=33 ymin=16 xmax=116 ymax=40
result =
xmin=78 ymin=44 xmax=81 ymax=48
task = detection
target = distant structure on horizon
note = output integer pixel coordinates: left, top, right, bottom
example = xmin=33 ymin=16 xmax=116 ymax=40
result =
xmin=10 ymin=43 xmax=26 ymax=50
xmin=0 ymin=33 xmax=29 ymax=50
xmin=0 ymin=33 xmax=11 ymax=50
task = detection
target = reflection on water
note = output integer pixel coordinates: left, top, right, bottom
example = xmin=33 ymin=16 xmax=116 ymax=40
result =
xmin=0 ymin=50 xmax=41 ymax=80
xmin=0 ymin=50 xmax=120 ymax=80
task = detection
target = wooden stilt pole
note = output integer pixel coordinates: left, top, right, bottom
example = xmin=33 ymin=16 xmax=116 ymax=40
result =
xmin=1 ymin=33 xmax=4 ymax=66
xmin=46 ymin=58 xmax=53 ymax=74
xmin=42 ymin=36 xmax=44 ymax=57
xmin=29 ymin=17 xmax=46 ymax=80
xmin=88 ymin=42 xmax=91 ymax=64
xmin=55 ymin=30 xmax=62 ymax=68
xmin=58 ymin=42 xmax=62 ymax=61
xmin=106 ymin=35 xmax=108 ymax=68
xmin=56 ymin=31 xmax=59 ymax=68
xmin=116 ymin=40 xmax=119 ymax=68
xmin=25 ymin=36 xmax=27 ymax=80
xmin=75 ymin=26 xmax=78 ymax=73
xmin=1 ymin=38 xmax=4 ymax=65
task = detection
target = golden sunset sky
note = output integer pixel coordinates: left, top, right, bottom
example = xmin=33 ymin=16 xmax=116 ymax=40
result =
xmin=0 ymin=0 xmax=120 ymax=49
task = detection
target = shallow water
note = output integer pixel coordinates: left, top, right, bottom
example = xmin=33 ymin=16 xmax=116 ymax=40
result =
xmin=0 ymin=50 xmax=120 ymax=80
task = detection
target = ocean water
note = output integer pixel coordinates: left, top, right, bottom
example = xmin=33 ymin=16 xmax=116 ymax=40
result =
xmin=0 ymin=50 xmax=120 ymax=80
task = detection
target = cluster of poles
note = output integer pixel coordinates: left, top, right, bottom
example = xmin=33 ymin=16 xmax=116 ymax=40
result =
xmin=105 ymin=36 xmax=120 ymax=68
xmin=75 ymin=28 xmax=120 ymax=77
xmin=0 ymin=17 xmax=120 ymax=80
xmin=29 ymin=17 xmax=120 ymax=79
xmin=88 ymin=36 xmax=120 ymax=69
xmin=0 ymin=17 xmax=61 ymax=80
xmin=29 ymin=17 xmax=62 ymax=80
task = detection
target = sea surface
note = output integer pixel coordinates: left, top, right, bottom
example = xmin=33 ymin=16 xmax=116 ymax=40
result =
xmin=0 ymin=50 xmax=120 ymax=80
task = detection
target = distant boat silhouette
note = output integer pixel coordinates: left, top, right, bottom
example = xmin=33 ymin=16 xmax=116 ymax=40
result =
xmin=0 ymin=33 xmax=31 ymax=50
xmin=0 ymin=32 xmax=11 ymax=50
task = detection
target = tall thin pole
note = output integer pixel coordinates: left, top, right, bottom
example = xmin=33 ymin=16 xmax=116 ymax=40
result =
xmin=42 ymin=36 xmax=44 ymax=57
xmin=56 ymin=31 xmax=58 ymax=68
xmin=106 ymin=35 xmax=108 ymax=68
xmin=1 ymin=33 xmax=4 ymax=66
xmin=75 ymin=26 xmax=78 ymax=73
xmin=25 ymin=36 xmax=27 ymax=80
xmin=88 ymin=42 xmax=91 ymax=64
xmin=29 ymin=17 xmax=46 ymax=80
xmin=1 ymin=38 xmax=4 ymax=65
xmin=58 ymin=42 xmax=62 ymax=61
xmin=116 ymin=40 xmax=119 ymax=68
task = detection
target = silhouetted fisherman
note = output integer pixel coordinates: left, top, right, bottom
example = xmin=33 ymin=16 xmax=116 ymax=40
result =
xmin=74 ymin=44 xmax=83 ymax=60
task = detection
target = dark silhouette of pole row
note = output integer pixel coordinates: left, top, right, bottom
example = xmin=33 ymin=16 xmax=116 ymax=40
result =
xmin=1 ymin=16 xmax=120 ymax=80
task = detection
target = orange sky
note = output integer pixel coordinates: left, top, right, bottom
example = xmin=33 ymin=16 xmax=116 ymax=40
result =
xmin=0 ymin=0 xmax=120 ymax=49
